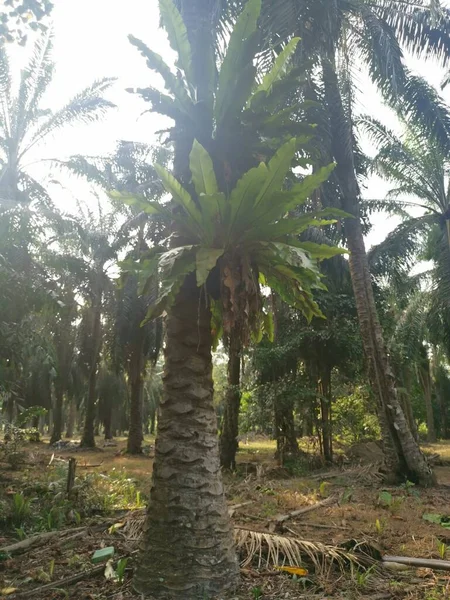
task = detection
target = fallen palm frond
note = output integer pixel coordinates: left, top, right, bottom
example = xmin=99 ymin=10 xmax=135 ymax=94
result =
xmin=120 ymin=510 xmax=371 ymax=575
xmin=234 ymin=527 xmax=368 ymax=573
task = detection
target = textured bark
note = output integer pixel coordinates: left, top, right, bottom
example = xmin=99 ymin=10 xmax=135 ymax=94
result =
xmin=418 ymin=365 xmax=437 ymax=443
xmin=127 ymin=343 xmax=144 ymax=455
xmin=322 ymin=56 xmax=435 ymax=486
xmin=50 ymin=387 xmax=64 ymax=445
xmin=133 ymin=276 xmax=239 ymax=599
xmin=274 ymin=399 xmax=299 ymax=464
xmin=219 ymin=329 xmax=241 ymax=470
xmin=80 ymin=303 xmax=101 ymax=449
xmin=319 ymin=369 xmax=332 ymax=464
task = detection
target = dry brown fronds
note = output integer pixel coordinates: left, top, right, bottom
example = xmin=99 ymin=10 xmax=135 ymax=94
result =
xmin=121 ymin=510 xmax=370 ymax=576
xmin=234 ymin=527 xmax=367 ymax=573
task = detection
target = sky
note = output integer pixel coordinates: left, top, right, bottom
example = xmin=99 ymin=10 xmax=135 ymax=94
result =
xmin=15 ymin=0 xmax=450 ymax=249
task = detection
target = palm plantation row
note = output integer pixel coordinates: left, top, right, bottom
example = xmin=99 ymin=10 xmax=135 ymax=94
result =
xmin=2 ymin=0 xmax=450 ymax=597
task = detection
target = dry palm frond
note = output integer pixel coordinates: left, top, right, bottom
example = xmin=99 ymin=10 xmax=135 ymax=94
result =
xmin=121 ymin=508 xmax=146 ymax=540
xmin=121 ymin=510 xmax=370 ymax=575
xmin=234 ymin=527 xmax=366 ymax=574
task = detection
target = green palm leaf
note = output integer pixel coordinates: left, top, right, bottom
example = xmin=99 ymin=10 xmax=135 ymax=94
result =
xmin=159 ymin=0 xmax=194 ymax=83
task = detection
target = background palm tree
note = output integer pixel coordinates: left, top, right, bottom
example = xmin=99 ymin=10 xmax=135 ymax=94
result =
xmin=217 ymin=0 xmax=450 ymax=484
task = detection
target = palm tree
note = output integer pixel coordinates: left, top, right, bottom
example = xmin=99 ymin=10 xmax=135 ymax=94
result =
xmin=49 ymin=283 xmax=78 ymax=444
xmin=129 ymin=2 xmax=345 ymax=595
xmin=113 ymin=268 xmax=162 ymax=454
xmin=226 ymin=0 xmax=450 ymax=485
xmin=54 ymin=206 xmax=120 ymax=448
xmin=0 ymin=34 xmax=114 ymax=207
xmin=60 ymin=142 xmax=170 ymax=452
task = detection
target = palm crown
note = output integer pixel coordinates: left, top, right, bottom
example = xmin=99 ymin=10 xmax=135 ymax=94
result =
xmin=121 ymin=138 xmax=346 ymax=346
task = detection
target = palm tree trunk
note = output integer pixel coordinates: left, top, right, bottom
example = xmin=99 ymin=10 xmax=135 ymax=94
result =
xmin=80 ymin=303 xmax=101 ymax=449
xmin=104 ymin=406 xmax=113 ymax=441
xmin=65 ymin=394 xmax=76 ymax=439
xmin=219 ymin=328 xmax=241 ymax=470
xmin=321 ymin=56 xmax=435 ymax=486
xmin=133 ymin=275 xmax=239 ymax=598
xmin=274 ymin=397 xmax=299 ymax=465
xmin=319 ymin=369 xmax=333 ymax=464
xmin=50 ymin=386 xmax=64 ymax=445
xmin=127 ymin=343 xmax=144 ymax=454
xmin=418 ymin=365 xmax=437 ymax=443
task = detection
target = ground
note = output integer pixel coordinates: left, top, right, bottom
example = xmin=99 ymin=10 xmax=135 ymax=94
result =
xmin=2 ymin=437 xmax=450 ymax=599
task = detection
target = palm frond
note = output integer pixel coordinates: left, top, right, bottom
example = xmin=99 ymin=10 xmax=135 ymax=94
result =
xmin=12 ymin=33 xmax=54 ymax=146
xmin=0 ymin=43 xmax=12 ymax=138
xmin=378 ymin=1 xmax=450 ymax=67
xmin=234 ymin=527 xmax=367 ymax=572
xmin=356 ymin=5 xmax=406 ymax=96
xmin=21 ymin=78 xmax=116 ymax=157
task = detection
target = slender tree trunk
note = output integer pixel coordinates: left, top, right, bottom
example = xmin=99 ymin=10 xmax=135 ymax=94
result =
xmin=149 ymin=410 xmax=156 ymax=435
xmin=418 ymin=365 xmax=437 ymax=443
xmin=319 ymin=369 xmax=333 ymax=464
xmin=6 ymin=395 xmax=14 ymax=424
xmin=274 ymin=398 xmax=299 ymax=464
xmin=104 ymin=406 xmax=113 ymax=441
xmin=65 ymin=395 xmax=76 ymax=439
xmin=127 ymin=343 xmax=144 ymax=454
xmin=50 ymin=387 xmax=64 ymax=445
xmin=80 ymin=303 xmax=101 ymax=449
xmin=219 ymin=328 xmax=241 ymax=470
xmin=400 ymin=367 xmax=419 ymax=443
xmin=321 ymin=56 xmax=435 ymax=486
xmin=134 ymin=275 xmax=239 ymax=598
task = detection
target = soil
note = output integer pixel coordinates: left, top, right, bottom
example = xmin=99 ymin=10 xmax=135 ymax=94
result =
xmin=2 ymin=437 xmax=450 ymax=599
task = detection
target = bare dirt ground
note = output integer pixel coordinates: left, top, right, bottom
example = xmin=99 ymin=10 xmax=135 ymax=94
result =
xmin=2 ymin=437 xmax=450 ymax=599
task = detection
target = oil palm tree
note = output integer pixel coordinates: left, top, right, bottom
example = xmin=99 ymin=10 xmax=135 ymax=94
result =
xmin=225 ymin=0 xmax=450 ymax=485
xmin=113 ymin=267 xmax=162 ymax=454
xmin=128 ymin=2 xmax=345 ymax=596
xmin=54 ymin=206 xmax=121 ymax=448
xmin=0 ymin=33 xmax=115 ymax=206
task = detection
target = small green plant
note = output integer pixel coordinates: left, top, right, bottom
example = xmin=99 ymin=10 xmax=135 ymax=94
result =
xmin=378 ymin=491 xmax=393 ymax=507
xmin=116 ymin=558 xmax=129 ymax=584
xmin=49 ymin=559 xmax=55 ymax=580
xmin=318 ymin=481 xmax=330 ymax=498
xmin=377 ymin=490 xmax=404 ymax=513
xmin=436 ymin=539 xmax=447 ymax=559
xmin=67 ymin=554 xmax=82 ymax=567
xmin=350 ymin=564 xmax=375 ymax=588
xmin=11 ymin=493 xmax=31 ymax=527
xmin=375 ymin=518 xmax=385 ymax=535
xmin=252 ymin=587 xmax=263 ymax=599
xmin=14 ymin=527 xmax=26 ymax=540
xmin=341 ymin=487 xmax=353 ymax=504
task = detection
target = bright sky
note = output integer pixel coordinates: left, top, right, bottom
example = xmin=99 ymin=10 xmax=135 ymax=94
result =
xmin=17 ymin=0 xmax=450 ymax=248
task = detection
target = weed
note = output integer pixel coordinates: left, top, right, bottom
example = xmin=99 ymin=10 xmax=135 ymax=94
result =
xmin=375 ymin=518 xmax=386 ymax=535
xmin=318 ymin=481 xmax=330 ymax=498
xmin=49 ymin=559 xmax=55 ymax=580
xmin=14 ymin=527 xmax=26 ymax=540
xmin=67 ymin=554 xmax=82 ymax=567
xmin=377 ymin=491 xmax=404 ymax=513
xmin=350 ymin=564 xmax=375 ymax=589
xmin=436 ymin=539 xmax=447 ymax=559
xmin=252 ymin=587 xmax=263 ymax=599
xmin=341 ymin=488 xmax=353 ymax=504
xmin=10 ymin=493 xmax=31 ymax=527
xmin=116 ymin=558 xmax=129 ymax=584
